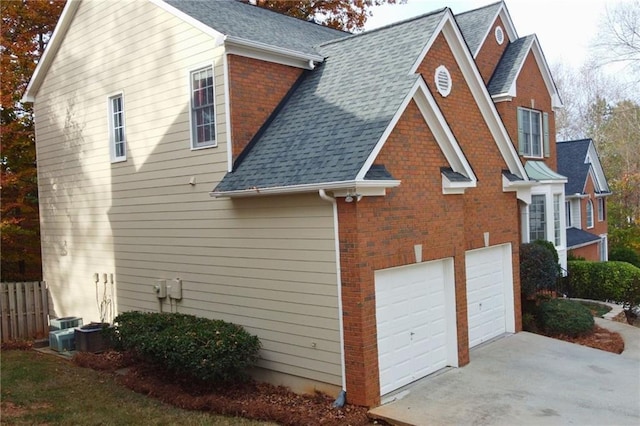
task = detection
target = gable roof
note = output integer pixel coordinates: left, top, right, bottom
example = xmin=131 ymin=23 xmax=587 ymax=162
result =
xmin=455 ymin=1 xmax=517 ymax=56
xmin=213 ymin=10 xmax=447 ymax=194
xmin=557 ymin=139 xmax=611 ymax=195
xmin=162 ymin=0 xmax=347 ymax=57
xmin=487 ymin=34 xmax=562 ymax=108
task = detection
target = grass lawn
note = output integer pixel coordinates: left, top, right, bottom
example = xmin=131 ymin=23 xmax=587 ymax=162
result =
xmin=1 ymin=349 xmax=273 ymax=425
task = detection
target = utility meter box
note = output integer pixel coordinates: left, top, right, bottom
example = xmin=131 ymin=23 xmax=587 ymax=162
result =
xmin=154 ymin=279 xmax=167 ymax=298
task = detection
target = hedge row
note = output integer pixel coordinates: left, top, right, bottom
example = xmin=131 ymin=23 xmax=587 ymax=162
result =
xmin=109 ymin=311 xmax=261 ymax=383
xmin=567 ymin=260 xmax=640 ymax=309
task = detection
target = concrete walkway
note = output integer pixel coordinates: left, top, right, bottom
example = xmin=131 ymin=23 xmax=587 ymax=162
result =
xmin=369 ymin=322 xmax=640 ymax=426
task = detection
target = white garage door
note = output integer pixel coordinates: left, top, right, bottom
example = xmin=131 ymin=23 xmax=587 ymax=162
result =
xmin=465 ymin=244 xmax=515 ymax=348
xmin=375 ymin=259 xmax=456 ymax=396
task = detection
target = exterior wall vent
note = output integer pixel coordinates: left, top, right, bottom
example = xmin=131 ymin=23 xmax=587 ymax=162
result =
xmin=495 ymin=26 xmax=505 ymax=45
xmin=434 ymin=65 xmax=452 ymax=97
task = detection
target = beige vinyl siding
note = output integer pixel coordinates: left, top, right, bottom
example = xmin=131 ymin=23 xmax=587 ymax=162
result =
xmin=34 ymin=0 xmax=341 ymax=387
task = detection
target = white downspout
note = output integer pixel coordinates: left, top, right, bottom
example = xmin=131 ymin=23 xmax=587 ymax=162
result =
xmin=319 ymin=189 xmax=347 ymax=405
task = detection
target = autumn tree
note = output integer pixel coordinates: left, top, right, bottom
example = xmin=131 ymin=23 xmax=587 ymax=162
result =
xmin=1 ymin=0 xmax=65 ymax=281
xmin=250 ymin=0 xmax=404 ymax=32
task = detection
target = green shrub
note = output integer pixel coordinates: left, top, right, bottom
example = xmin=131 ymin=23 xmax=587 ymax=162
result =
xmin=109 ymin=311 xmax=261 ymax=383
xmin=567 ymin=260 xmax=640 ymax=310
xmin=537 ymin=299 xmax=594 ymax=337
xmin=609 ymin=246 xmax=640 ymax=268
xmin=533 ymin=239 xmax=559 ymax=264
xmin=520 ymin=243 xmax=559 ymax=298
xmin=567 ymin=251 xmax=586 ymax=261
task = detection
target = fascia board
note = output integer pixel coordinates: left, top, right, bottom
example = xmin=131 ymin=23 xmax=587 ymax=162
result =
xmin=411 ymin=79 xmax=477 ymax=184
xmin=439 ymin=14 xmax=528 ymax=179
xmin=529 ymin=36 xmax=563 ymax=109
xmin=224 ymin=36 xmax=322 ymax=70
xmin=22 ymin=0 xmax=82 ymax=102
xmin=587 ymin=142 xmax=611 ymax=192
xmin=471 ymin=4 xmax=519 ymax=57
xmin=210 ymin=179 xmax=401 ymax=198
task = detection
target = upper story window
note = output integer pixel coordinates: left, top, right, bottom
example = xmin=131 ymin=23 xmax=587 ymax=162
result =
xmin=586 ymin=199 xmax=594 ymax=228
xmin=529 ymin=194 xmax=546 ymax=242
xmin=565 ymin=200 xmax=571 ymax=227
xmin=517 ymin=107 xmax=549 ymax=158
xmin=109 ymin=93 xmax=126 ymax=162
xmin=598 ymin=197 xmax=605 ymax=221
xmin=190 ymin=65 xmax=216 ymax=149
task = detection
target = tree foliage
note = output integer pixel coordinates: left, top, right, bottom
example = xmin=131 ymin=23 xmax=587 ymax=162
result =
xmin=1 ymin=0 xmax=65 ymax=281
xmin=592 ymin=0 xmax=640 ymax=83
xmin=251 ymin=0 xmax=404 ymax=32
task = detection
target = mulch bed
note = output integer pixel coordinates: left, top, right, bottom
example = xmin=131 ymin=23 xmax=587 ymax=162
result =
xmin=73 ymin=351 xmax=374 ymax=426
xmin=543 ymin=324 xmax=625 ymax=354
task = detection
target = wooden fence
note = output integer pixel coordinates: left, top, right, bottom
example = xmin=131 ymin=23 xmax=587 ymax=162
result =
xmin=0 ymin=282 xmax=50 ymax=343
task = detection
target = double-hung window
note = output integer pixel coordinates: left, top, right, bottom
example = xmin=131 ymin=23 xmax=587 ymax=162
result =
xmin=518 ymin=107 xmax=549 ymax=158
xmin=529 ymin=194 xmax=546 ymax=241
xmin=565 ymin=201 xmax=571 ymax=227
xmin=598 ymin=197 xmax=605 ymax=221
xmin=586 ymin=199 xmax=594 ymax=228
xmin=190 ymin=66 xmax=215 ymax=148
xmin=109 ymin=93 xmax=126 ymax=162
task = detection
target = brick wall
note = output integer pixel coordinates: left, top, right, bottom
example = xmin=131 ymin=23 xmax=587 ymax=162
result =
xmin=337 ymin=33 xmax=522 ymax=407
xmin=495 ymin=51 xmax=558 ymax=170
xmin=582 ymin=175 xmax=608 ymax=237
xmin=569 ymin=244 xmax=601 ymax=262
xmin=474 ymin=16 xmax=509 ymax=84
xmin=227 ymin=55 xmax=302 ymax=162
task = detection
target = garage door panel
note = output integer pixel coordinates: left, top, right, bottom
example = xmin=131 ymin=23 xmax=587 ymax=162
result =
xmin=465 ymin=245 xmax=514 ymax=349
xmin=375 ymin=260 xmax=454 ymax=396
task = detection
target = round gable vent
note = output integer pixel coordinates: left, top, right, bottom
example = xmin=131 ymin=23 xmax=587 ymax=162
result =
xmin=495 ymin=25 xmax=505 ymax=45
xmin=434 ymin=65 xmax=452 ymax=97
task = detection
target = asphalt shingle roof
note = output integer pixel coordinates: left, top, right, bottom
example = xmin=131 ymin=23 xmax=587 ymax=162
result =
xmin=455 ymin=1 xmax=502 ymax=55
xmin=557 ymin=139 xmax=591 ymax=195
xmin=487 ymin=35 xmax=533 ymax=95
xmin=566 ymin=227 xmax=601 ymax=249
xmin=165 ymin=0 xmax=347 ymax=56
xmin=214 ymin=10 xmax=447 ymax=192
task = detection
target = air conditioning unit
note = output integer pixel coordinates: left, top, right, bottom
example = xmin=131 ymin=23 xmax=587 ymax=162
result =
xmin=50 ymin=316 xmax=83 ymax=331
xmin=49 ymin=329 xmax=76 ymax=352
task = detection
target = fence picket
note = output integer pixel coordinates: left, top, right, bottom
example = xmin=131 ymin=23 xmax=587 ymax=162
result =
xmin=0 ymin=282 xmax=50 ymax=342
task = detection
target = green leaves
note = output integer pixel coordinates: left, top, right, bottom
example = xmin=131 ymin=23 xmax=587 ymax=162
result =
xmin=109 ymin=312 xmax=261 ymax=384
xmin=567 ymin=260 xmax=640 ymax=310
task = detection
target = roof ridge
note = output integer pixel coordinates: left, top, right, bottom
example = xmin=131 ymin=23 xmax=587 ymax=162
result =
xmin=557 ymin=138 xmax=592 ymax=144
xmin=317 ymin=7 xmax=448 ymax=48
xmin=455 ymin=1 xmax=502 ymax=17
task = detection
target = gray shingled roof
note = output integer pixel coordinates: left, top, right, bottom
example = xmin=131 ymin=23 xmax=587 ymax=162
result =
xmin=165 ymin=0 xmax=347 ymax=57
xmin=214 ymin=10 xmax=447 ymax=192
xmin=455 ymin=2 xmax=502 ymax=55
xmin=487 ymin=35 xmax=534 ymax=95
xmin=557 ymin=139 xmax=591 ymax=195
xmin=566 ymin=227 xmax=601 ymax=249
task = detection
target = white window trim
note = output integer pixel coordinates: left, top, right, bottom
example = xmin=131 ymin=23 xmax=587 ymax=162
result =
xmin=565 ymin=200 xmax=571 ymax=228
xmin=586 ymin=199 xmax=594 ymax=229
xmin=518 ymin=107 xmax=548 ymax=159
xmin=553 ymin=193 xmax=561 ymax=246
xmin=597 ymin=197 xmax=605 ymax=222
xmin=108 ymin=92 xmax=126 ymax=163
xmin=188 ymin=63 xmax=217 ymax=150
xmin=529 ymin=194 xmax=546 ymax=242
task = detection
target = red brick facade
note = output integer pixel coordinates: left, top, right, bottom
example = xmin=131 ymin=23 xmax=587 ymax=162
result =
xmin=474 ymin=17 xmax=509 ymax=84
xmin=494 ymin=51 xmax=558 ymax=170
xmin=227 ymin=55 xmax=303 ymax=161
xmin=337 ymin=32 xmax=522 ymax=407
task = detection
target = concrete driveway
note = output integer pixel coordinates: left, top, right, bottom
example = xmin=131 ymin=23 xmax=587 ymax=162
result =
xmin=369 ymin=329 xmax=640 ymax=425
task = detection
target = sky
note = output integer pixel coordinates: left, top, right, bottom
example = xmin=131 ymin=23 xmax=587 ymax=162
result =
xmin=365 ymin=0 xmax=621 ymax=72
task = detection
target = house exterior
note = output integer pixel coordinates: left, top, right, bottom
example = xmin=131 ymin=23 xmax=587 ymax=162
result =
xmin=24 ymin=0 xmax=567 ymax=407
xmin=557 ymin=139 xmax=611 ymax=261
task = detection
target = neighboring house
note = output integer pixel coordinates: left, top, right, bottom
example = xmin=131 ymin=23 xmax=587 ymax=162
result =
xmin=24 ymin=0 xmax=567 ymax=407
xmin=557 ymin=139 xmax=611 ymax=261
